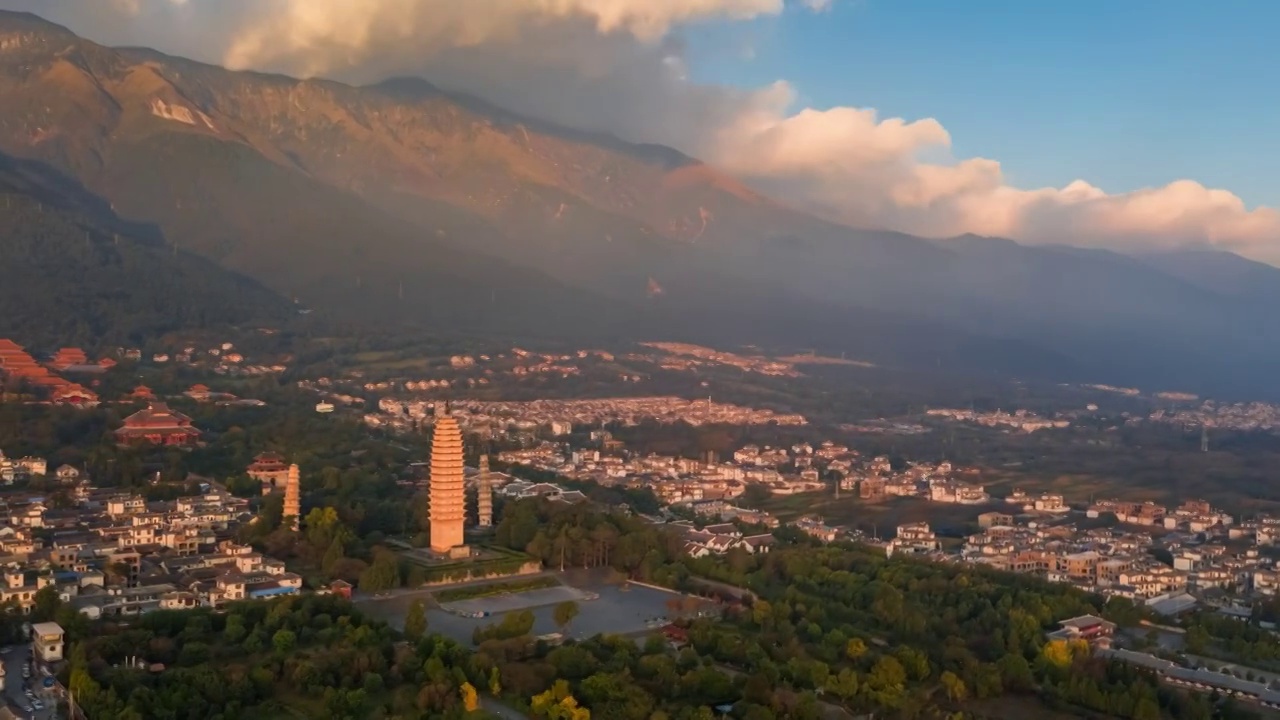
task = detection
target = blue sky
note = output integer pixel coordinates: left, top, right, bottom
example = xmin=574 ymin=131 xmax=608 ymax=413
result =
xmin=686 ymin=0 xmax=1277 ymax=207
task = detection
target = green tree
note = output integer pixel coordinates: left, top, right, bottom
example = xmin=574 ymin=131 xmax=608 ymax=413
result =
xmin=844 ymin=637 xmax=867 ymax=661
xmin=554 ymin=600 xmax=580 ymax=634
xmin=31 ymin=586 xmax=61 ymax=622
xmin=740 ymin=484 xmax=772 ymax=508
xmin=1133 ymin=697 xmax=1161 ymax=720
xmin=404 ymin=599 xmax=427 ymax=643
xmin=321 ymin=537 xmax=345 ymax=575
xmin=358 ymin=547 xmax=401 ymax=592
xmin=940 ymin=671 xmax=967 ymax=703
xmin=1185 ymin=625 xmax=1211 ymax=654
xmin=271 ymin=629 xmax=296 ymax=654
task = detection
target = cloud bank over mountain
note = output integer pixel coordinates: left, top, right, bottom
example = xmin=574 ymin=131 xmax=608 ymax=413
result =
xmin=12 ymin=0 xmax=1280 ymax=263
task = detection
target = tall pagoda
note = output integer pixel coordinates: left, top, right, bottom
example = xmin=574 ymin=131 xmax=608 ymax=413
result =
xmin=429 ymin=407 xmax=467 ymax=555
xmin=283 ymin=464 xmax=301 ymax=532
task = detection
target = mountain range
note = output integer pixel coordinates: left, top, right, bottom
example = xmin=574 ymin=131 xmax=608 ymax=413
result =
xmin=0 ymin=10 xmax=1277 ymax=397
xmin=0 ymin=147 xmax=294 ymax=347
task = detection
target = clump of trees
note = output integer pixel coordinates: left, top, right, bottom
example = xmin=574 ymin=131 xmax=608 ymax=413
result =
xmin=494 ymin=499 xmax=684 ymax=583
xmin=66 ymin=594 xmax=485 ymax=719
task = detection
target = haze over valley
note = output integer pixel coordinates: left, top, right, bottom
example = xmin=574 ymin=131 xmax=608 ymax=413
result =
xmin=0 ymin=8 xmax=1278 ymax=398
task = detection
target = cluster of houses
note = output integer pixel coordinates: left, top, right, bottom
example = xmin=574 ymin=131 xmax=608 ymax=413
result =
xmin=0 ymin=466 xmax=301 ymax=621
xmin=309 ymin=348 xmax=636 ymax=404
xmin=853 ymin=459 xmax=990 ymax=504
xmin=685 ymin=499 xmax=779 ymax=529
xmin=671 ymin=521 xmax=776 ymax=558
xmin=946 ymin=497 xmax=1280 ymax=617
xmin=129 ymin=340 xmax=288 ymax=377
xmin=924 ymin=407 xmax=1070 ymax=433
xmin=371 ymin=397 xmax=807 ymax=439
xmin=493 ymin=440 xmax=870 ymax=509
xmin=0 ymin=452 xmax=48 ymax=485
xmin=1147 ymin=400 xmax=1280 ymax=433
xmin=637 ymin=342 xmax=802 ymax=378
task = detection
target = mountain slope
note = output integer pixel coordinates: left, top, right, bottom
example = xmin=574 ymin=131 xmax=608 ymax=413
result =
xmin=0 ymin=14 xmax=669 ymax=341
xmin=4 ymin=11 xmax=1280 ymax=395
xmin=0 ymin=150 xmax=293 ymax=347
xmin=1135 ymin=249 xmax=1280 ymax=306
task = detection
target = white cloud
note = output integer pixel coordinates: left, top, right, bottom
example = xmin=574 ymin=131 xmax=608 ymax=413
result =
xmin=5 ymin=0 xmax=1279 ymax=263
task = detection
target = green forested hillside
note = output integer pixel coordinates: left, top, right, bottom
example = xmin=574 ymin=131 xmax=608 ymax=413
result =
xmin=0 ymin=153 xmax=294 ymax=348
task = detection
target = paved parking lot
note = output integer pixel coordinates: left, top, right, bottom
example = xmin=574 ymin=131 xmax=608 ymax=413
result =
xmin=361 ymin=573 xmax=716 ymax=645
xmin=2 ymin=645 xmax=57 ymax=720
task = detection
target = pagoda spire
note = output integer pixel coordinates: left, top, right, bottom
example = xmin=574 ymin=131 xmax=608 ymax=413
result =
xmin=284 ymin=464 xmax=301 ymax=532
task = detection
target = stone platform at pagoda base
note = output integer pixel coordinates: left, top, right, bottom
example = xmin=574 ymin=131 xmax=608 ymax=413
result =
xmin=411 ymin=544 xmax=478 ymax=564
xmin=399 ymin=544 xmax=543 ymax=586
xmin=443 ymin=544 xmax=471 ymax=560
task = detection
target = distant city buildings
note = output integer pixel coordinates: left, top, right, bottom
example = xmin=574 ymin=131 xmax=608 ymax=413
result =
xmin=1146 ymin=400 xmax=1280 ymax=433
xmin=368 ymin=396 xmax=806 ymax=436
xmin=925 ymin=407 xmax=1069 ymax=433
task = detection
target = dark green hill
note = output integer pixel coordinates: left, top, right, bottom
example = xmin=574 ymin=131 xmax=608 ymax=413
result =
xmin=0 ymin=151 xmax=294 ymax=347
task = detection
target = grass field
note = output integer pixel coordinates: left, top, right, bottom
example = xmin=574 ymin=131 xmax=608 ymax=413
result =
xmin=350 ymin=351 xmax=437 ymax=372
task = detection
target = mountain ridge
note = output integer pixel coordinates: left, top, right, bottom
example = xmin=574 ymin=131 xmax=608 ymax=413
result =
xmin=3 ymin=10 xmax=1280 ymax=397
xmin=0 ymin=148 xmax=296 ymax=347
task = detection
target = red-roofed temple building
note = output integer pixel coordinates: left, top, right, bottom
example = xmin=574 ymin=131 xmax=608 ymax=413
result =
xmin=0 ymin=339 xmax=42 ymax=378
xmin=115 ymin=403 xmax=202 ymax=447
xmin=0 ymin=339 xmax=76 ymax=394
xmin=247 ymin=452 xmax=291 ymax=493
xmin=52 ymin=384 xmax=99 ymax=406
xmin=50 ymin=348 xmax=89 ymax=370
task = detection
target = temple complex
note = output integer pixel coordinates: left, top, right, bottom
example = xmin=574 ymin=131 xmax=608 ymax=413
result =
xmin=429 ymin=408 xmax=467 ymax=556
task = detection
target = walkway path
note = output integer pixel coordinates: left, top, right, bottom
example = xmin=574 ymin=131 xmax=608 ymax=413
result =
xmin=479 ymin=696 xmax=530 ymax=719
